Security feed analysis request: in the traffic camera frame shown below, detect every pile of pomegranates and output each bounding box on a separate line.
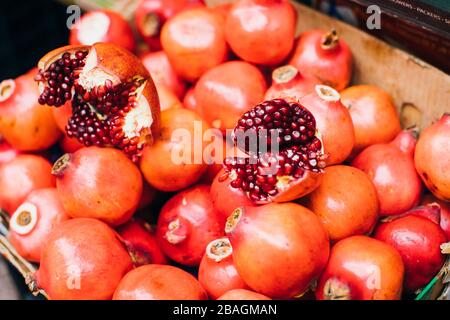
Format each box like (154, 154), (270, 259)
(0, 0), (448, 301)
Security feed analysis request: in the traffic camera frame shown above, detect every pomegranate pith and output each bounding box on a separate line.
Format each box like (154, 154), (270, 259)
(35, 43), (160, 162)
(223, 98), (326, 204)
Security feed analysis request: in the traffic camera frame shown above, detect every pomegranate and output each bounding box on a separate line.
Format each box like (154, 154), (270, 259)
(218, 289), (271, 300)
(210, 1), (232, 21)
(352, 130), (422, 216)
(400, 203), (442, 225)
(138, 181), (156, 210)
(299, 85), (354, 165)
(198, 237), (248, 299)
(156, 185), (225, 266)
(8, 188), (69, 263)
(140, 108), (210, 192)
(0, 70), (61, 151)
(316, 235), (404, 300)
(161, 7), (228, 81)
(414, 114), (450, 201)
(135, 0), (204, 50)
(223, 98), (326, 204)
(225, 0), (296, 65)
(117, 219), (168, 266)
(35, 43), (160, 162)
(305, 165), (379, 242)
(264, 65), (320, 101)
(226, 203), (329, 298)
(422, 194), (450, 240)
(340, 85), (401, 156)
(52, 147), (143, 226)
(35, 218), (133, 300)
(182, 87), (198, 111)
(0, 139), (18, 164)
(140, 50), (186, 98)
(374, 215), (447, 292)
(194, 61), (267, 131)
(0, 154), (55, 214)
(113, 264), (207, 300)
(59, 134), (84, 153)
(289, 29), (353, 91)
(156, 84), (182, 111)
(52, 100), (72, 132)
(211, 169), (255, 220)
(70, 10), (135, 52)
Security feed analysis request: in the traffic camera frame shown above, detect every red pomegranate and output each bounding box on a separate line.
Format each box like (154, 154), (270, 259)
(305, 165), (379, 242)
(33, 218), (132, 300)
(316, 235), (404, 300)
(422, 194), (450, 240)
(59, 134), (84, 153)
(374, 215), (447, 292)
(135, 0), (204, 50)
(52, 147), (143, 226)
(140, 50), (186, 98)
(352, 130), (422, 216)
(117, 219), (168, 266)
(0, 70), (61, 151)
(225, 0), (297, 66)
(161, 7), (228, 81)
(140, 108), (210, 192)
(415, 114), (450, 201)
(223, 98), (327, 204)
(70, 10), (135, 52)
(0, 139), (18, 164)
(226, 203), (329, 298)
(8, 188), (69, 263)
(340, 85), (401, 156)
(211, 169), (255, 220)
(137, 181), (156, 210)
(156, 185), (225, 266)
(155, 84), (182, 111)
(289, 29), (353, 91)
(182, 87), (198, 111)
(401, 203), (442, 225)
(218, 289), (271, 300)
(299, 85), (355, 165)
(264, 65), (320, 101)
(52, 101), (72, 132)
(0, 154), (55, 214)
(198, 237), (248, 299)
(113, 264), (207, 300)
(35, 43), (160, 162)
(195, 61), (267, 131)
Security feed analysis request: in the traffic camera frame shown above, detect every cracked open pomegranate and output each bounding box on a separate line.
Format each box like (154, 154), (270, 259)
(35, 43), (160, 162)
(222, 98), (326, 204)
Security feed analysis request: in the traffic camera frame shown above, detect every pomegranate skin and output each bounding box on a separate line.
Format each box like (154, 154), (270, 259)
(156, 185), (225, 266)
(316, 236), (404, 300)
(225, 0), (296, 66)
(183, 87), (198, 111)
(305, 165), (379, 242)
(53, 147), (143, 226)
(195, 61), (267, 131)
(161, 7), (228, 81)
(0, 71), (61, 151)
(70, 10), (135, 52)
(52, 101), (72, 132)
(422, 194), (450, 240)
(140, 50), (186, 98)
(113, 264), (207, 300)
(135, 0), (204, 50)
(36, 218), (132, 300)
(299, 85), (355, 165)
(289, 29), (353, 91)
(210, 169), (255, 220)
(218, 289), (271, 300)
(140, 108), (210, 192)
(352, 130), (422, 216)
(414, 114), (450, 201)
(117, 219), (168, 266)
(340, 85), (401, 156)
(374, 215), (447, 292)
(198, 238), (248, 299)
(156, 83), (183, 111)
(59, 135), (84, 153)
(0, 139), (18, 164)
(0, 154), (55, 214)
(8, 188), (69, 263)
(227, 203), (330, 299)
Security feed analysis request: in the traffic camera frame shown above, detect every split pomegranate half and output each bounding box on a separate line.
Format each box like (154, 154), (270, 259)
(223, 98), (326, 204)
(35, 43), (160, 161)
